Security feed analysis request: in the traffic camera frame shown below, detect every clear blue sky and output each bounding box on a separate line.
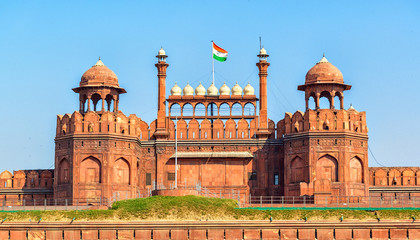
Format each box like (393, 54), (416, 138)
(0, 1), (419, 172)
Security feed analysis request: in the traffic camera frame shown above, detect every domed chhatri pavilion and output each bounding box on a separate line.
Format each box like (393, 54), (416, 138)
(0, 47), (417, 205)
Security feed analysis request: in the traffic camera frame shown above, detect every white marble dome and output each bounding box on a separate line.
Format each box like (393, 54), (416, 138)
(158, 47), (166, 56)
(207, 83), (218, 96)
(260, 47), (267, 55)
(170, 82), (182, 96)
(195, 83), (206, 96)
(232, 82), (243, 95)
(219, 82), (231, 95)
(183, 83), (194, 96)
(243, 82), (255, 95)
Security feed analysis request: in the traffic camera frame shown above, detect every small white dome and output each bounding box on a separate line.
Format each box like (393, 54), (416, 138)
(232, 82), (243, 95)
(170, 82), (182, 96)
(158, 47), (166, 56)
(260, 47), (267, 55)
(348, 104), (358, 113)
(207, 83), (218, 96)
(219, 82), (231, 95)
(195, 82), (206, 96)
(243, 82), (255, 95)
(183, 83), (194, 96)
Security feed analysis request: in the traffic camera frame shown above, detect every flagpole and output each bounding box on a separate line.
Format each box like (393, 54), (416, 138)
(175, 115), (177, 189)
(212, 41), (214, 85)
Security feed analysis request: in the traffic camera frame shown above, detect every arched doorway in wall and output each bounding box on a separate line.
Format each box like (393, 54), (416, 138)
(114, 158), (130, 185)
(349, 157), (363, 183)
(80, 156), (101, 183)
(316, 155), (338, 182)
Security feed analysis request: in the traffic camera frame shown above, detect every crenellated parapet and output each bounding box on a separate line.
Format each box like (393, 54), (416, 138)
(279, 107), (367, 136)
(56, 111), (152, 141)
(0, 169), (53, 190)
(369, 167), (420, 187)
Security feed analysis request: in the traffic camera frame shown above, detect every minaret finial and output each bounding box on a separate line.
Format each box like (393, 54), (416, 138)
(323, 53), (325, 57)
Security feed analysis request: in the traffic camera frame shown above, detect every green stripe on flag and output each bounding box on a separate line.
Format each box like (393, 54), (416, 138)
(213, 53), (227, 62)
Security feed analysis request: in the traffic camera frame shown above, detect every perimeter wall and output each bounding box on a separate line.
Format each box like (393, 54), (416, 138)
(0, 221), (419, 240)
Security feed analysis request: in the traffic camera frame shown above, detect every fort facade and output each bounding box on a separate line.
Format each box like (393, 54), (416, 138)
(0, 48), (418, 204)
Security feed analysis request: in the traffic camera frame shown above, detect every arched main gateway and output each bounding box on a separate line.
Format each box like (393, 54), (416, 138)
(53, 48), (369, 204)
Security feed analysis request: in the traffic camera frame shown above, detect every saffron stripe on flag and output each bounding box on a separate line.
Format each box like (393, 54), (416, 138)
(213, 42), (227, 53)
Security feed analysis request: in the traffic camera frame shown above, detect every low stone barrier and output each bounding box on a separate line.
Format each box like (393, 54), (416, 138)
(0, 220), (417, 239)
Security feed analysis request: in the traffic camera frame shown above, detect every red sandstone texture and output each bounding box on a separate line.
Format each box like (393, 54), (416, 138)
(0, 52), (417, 204)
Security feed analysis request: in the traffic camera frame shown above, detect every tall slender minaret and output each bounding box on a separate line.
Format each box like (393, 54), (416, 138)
(154, 47), (169, 139)
(256, 47), (270, 136)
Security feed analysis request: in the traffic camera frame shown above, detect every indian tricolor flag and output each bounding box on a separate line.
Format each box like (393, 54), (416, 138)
(212, 42), (228, 62)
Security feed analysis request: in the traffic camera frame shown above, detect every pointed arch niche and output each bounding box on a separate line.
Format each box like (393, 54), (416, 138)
(349, 157), (363, 183)
(290, 156), (308, 183)
(316, 155), (338, 182)
(80, 156), (101, 184)
(114, 158), (130, 185)
(59, 158), (70, 184)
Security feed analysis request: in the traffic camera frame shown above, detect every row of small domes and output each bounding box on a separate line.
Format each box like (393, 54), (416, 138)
(171, 82), (255, 96)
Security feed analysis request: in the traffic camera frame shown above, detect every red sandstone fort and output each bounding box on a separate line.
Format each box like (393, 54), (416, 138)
(0, 48), (417, 205)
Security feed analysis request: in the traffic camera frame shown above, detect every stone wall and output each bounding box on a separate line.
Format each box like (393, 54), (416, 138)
(0, 221), (418, 240)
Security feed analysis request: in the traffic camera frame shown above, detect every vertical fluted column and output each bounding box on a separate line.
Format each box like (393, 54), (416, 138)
(155, 62), (169, 130)
(256, 59), (270, 130)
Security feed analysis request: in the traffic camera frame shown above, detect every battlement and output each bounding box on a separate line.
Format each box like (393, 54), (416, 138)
(369, 167), (420, 187)
(278, 108), (367, 137)
(0, 169), (53, 190)
(56, 111), (151, 140)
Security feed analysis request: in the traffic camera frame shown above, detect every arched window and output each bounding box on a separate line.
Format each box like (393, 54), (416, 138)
(105, 94), (114, 112)
(91, 93), (102, 112)
(244, 103), (255, 116)
(182, 103), (193, 116)
(319, 91), (331, 109)
(80, 156), (101, 183)
(195, 103), (206, 116)
(219, 103), (230, 116)
(334, 95), (341, 109)
(207, 103), (218, 116)
(114, 158), (130, 185)
(81, 94), (88, 112)
(316, 155), (338, 182)
(170, 103), (181, 116)
(231, 103), (242, 116)
(308, 95), (316, 110)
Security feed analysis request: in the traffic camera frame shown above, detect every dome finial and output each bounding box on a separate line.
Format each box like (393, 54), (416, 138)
(94, 57), (105, 66)
(318, 54), (329, 63)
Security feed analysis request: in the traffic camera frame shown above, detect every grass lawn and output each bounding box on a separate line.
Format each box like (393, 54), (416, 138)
(0, 195), (419, 222)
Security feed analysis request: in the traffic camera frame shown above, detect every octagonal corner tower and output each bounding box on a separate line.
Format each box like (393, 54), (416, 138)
(54, 58), (141, 204)
(283, 55), (369, 201)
